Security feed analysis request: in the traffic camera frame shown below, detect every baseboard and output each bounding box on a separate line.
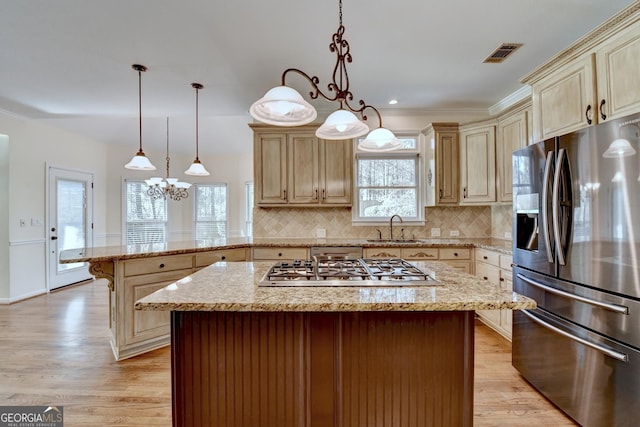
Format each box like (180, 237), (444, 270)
(0, 288), (47, 304)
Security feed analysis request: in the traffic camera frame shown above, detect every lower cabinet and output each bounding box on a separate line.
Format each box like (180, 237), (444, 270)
(364, 246), (473, 274)
(475, 248), (513, 340)
(252, 246), (309, 260)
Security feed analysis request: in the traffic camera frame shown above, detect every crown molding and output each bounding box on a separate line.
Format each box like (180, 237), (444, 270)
(488, 86), (532, 116)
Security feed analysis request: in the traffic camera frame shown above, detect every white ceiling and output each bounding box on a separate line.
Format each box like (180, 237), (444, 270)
(0, 0), (634, 155)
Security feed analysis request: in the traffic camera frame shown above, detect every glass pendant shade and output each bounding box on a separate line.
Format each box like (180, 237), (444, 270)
(125, 64), (156, 170)
(603, 138), (637, 158)
(250, 86), (317, 126)
(316, 109), (369, 139)
(185, 159), (210, 176)
(358, 127), (403, 152)
(125, 151), (156, 170)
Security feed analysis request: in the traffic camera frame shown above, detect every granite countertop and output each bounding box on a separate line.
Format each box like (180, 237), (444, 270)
(60, 237), (513, 263)
(134, 260), (535, 312)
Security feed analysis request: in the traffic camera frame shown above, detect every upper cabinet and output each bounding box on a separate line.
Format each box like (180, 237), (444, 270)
(251, 124), (352, 207)
(459, 121), (496, 205)
(524, 3), (640, 141)
(496, 102), (531, 202)
(423, 123), (459, 206)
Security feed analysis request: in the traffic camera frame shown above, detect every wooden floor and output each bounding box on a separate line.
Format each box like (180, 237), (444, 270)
(0, 280), (576, 426)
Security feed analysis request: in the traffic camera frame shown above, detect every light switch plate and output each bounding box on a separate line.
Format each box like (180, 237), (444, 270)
(430, 228), (441, 237)
(504, 231), (512, 239)
(450, 230), (460, 237)
(316, 228), (326, 238)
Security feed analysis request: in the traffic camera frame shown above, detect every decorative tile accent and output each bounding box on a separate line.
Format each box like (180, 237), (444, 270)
(253, 206), (495, 239)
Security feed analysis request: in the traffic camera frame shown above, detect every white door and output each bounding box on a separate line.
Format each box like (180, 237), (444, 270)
(47, 166), (94, 289)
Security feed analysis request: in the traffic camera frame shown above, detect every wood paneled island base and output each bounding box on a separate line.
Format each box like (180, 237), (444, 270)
(171, 310), (474, 427)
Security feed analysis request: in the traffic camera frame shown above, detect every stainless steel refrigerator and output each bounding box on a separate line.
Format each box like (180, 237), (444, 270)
(512, 112), (640, 427)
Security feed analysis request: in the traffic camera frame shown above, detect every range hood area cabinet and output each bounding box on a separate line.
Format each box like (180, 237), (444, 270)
(251, 124), (352, 207)
(524, 5), (640, 141)
(423, 123), (459, 206)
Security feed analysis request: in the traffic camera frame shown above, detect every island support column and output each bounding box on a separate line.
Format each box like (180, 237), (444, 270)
(171, 310), (474, 427)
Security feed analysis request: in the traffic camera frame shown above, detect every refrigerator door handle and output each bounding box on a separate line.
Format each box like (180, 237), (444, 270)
(541, 151), (555, 263)
(552, 148), (567, 266)
(517, 273), (629, 314)
(521, 309), (629, 362)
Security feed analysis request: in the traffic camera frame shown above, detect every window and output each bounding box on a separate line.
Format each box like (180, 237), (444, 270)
(125, 180), (167, 245)
(353, 134), (423, 223)
(245, 181), (254, 237)
(194, 183), (228, 240)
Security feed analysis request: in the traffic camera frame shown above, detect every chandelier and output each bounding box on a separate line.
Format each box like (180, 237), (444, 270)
(249, 0), (402, 152)
(145, 118), (192, 201)
(125, 64), (157, 170)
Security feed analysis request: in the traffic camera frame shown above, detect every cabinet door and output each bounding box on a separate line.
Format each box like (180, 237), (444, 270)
(254, 133), (287, 205)
(288, 133), (319, 204)
(497, 110), (528, 202)
(595, 26), (640, 121)
(319, 139), (352, 205)
(531, 54), (596, 141)
(437, 131), (459, 205)
(459, 125), (496, 204)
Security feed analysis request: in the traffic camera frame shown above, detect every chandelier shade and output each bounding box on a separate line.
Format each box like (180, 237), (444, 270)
(358, 127), (404, 152)
(185, 83), (210, 176)
(125, 64), (156, 170)
(249, 0), (400, 151)
(250, 86), (317, 126)
(315, 109), (369, 140)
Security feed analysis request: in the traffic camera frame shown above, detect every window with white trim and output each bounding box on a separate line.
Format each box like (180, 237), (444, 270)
(245, 181), (254, 237)
(353, 134), (423, 223)
(125, 180), (167, 244)
(194, 183), (228, 240)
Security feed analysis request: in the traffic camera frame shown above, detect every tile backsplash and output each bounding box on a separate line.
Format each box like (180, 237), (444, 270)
(253, 205), (505, 240)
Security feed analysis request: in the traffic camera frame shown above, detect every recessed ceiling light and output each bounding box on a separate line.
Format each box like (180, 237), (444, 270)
(388, 99), (398, 105)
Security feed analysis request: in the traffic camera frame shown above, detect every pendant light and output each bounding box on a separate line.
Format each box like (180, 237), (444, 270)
(249, 0), (401, 151)
(125, 64), (156, 170)
(145, 117), (191, 201)
(185, 83), (210, 176)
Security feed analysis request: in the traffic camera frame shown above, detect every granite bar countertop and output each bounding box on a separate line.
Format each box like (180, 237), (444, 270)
(60, 237), (513, 263)
(134, 260), (534, 312)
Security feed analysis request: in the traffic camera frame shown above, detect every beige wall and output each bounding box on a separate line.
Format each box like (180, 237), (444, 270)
(0, 135), (8, 299)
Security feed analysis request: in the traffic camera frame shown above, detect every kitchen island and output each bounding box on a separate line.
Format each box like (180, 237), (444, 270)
(136, 260), (535, 427)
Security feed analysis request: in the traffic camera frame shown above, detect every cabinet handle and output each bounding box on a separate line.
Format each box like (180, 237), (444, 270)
(585, 104), (592, 125)
(439, 189), (443, 199)
(315, 188), (318, 200)
(463, 188), (467, 198)
(283, 189), (287, 200)
(322, 188), (326, 200)
(599, 99), (607, 121)
(159, 263), (165, 268)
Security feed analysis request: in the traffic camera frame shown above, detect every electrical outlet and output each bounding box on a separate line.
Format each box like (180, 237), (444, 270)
(504, 231), (512, 239)
(430, 228), (441, 237)
(19, 219), (26, 227)
(316, 228), (326, 238)
(449, 230), (460, 237)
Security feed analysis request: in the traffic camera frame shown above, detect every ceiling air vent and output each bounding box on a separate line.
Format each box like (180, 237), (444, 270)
(483, 43), (523, 63)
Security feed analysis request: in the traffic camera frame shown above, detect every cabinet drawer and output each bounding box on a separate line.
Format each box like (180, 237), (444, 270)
(439, 247), (471, 260)
(252, 247), (308, 260)
(476, 248), (500, 266)
(124, 254), (194, 277)
(476, 262), (500, 284)
(499, 254), (513, 271)
(364, 248), (402, 258)
(401, 247), (438, 260)
(196, 248), (248, 267)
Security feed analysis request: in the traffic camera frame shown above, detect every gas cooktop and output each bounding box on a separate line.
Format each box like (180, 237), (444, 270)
(259, 258), (441, 287)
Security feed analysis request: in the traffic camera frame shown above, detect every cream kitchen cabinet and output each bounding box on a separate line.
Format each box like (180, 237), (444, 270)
(496, 103), (530, 202)
(251, 124), (352, 207)
(525, 7), (640, 141)
(475, 248), (513, 340)
(423, 123), (459, 206)
(252, 246), (309, 260)
(459, 121), (496, 205)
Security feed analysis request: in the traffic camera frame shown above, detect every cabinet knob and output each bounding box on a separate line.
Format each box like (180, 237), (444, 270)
(599, 99), (607, 121)
(454, 252), (459, 257)
(278, 253), (283, 257)
(483, 255), (488, 260)
(499, 277), (505, 282)
(159, 263), (165, 268)
(483, 276), (488, 280)
(221, 256), (226, 260)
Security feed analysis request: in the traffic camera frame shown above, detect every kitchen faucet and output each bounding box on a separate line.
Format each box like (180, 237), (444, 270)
(389, 214), (403, 240)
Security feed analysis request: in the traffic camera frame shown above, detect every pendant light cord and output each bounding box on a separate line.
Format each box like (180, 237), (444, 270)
(165, 117), (170, 178)
(195, 86), (199, 160)
(138, 68), (143, 152)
